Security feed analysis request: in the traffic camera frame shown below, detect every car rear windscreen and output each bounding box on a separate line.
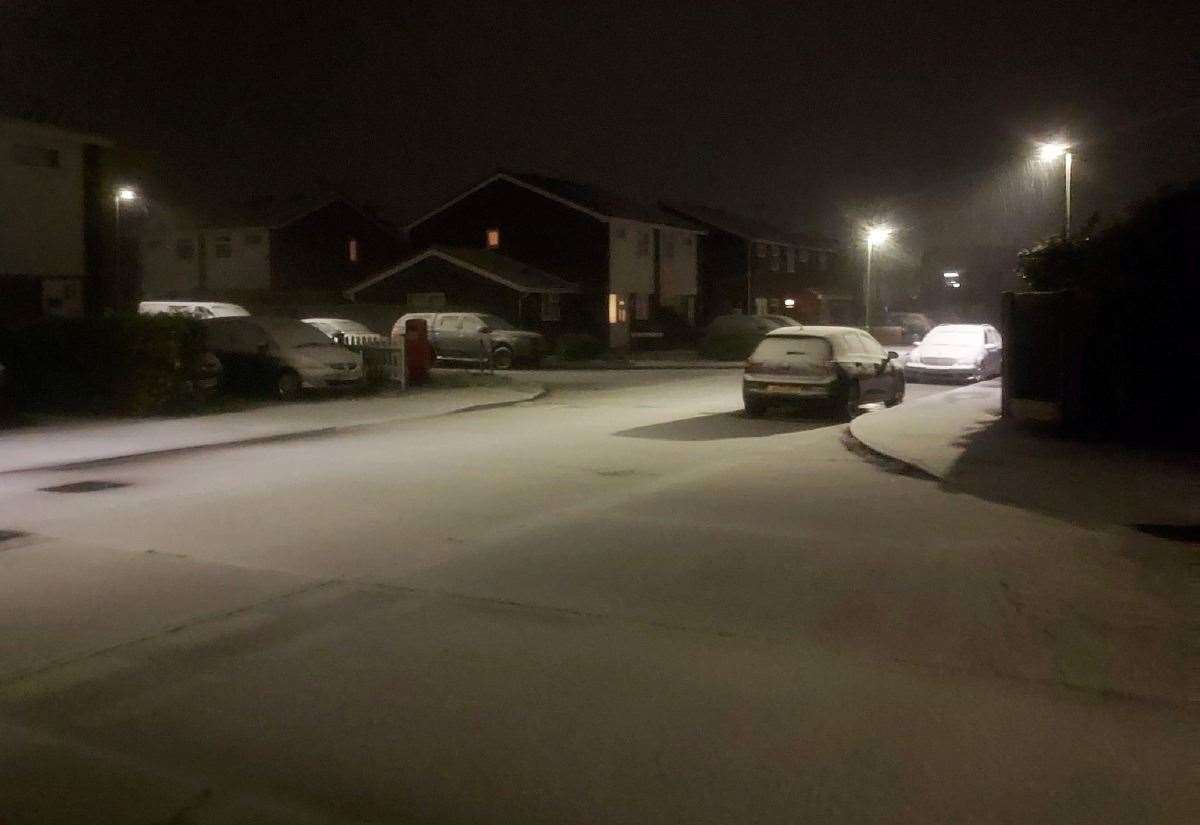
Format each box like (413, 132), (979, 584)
(751, 336), (831, 362)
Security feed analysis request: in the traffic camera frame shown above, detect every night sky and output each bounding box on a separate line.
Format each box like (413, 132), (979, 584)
(3, 0), (1197, 247)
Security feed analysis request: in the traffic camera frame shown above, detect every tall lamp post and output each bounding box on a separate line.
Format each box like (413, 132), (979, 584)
(863, 224), (893, 330)
(1037, 142), (1072, 238)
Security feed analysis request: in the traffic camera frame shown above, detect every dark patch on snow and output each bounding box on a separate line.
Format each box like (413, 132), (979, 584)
(1132, 523), (1200, 543)
(594, 469), (638, 478)
(39, 480), (130, 493)
(0, 529), (27, 542)
(841, 430), (937, 480)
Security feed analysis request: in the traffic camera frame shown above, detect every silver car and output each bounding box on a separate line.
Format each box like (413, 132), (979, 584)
(743, 326), (904, 419)
(904, 324), (1002, 383)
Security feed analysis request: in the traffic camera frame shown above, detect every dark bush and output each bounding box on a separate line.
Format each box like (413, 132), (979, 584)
(698, 333), (762, 361)
(555, 333), (608, 361)
(0, 315), (209, 416)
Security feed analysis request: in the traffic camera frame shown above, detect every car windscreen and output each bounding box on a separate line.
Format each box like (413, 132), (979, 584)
(477, 315), (515, 331)
(923, 329), (982, 347)
(257, 318), (336, 348)
(751, 336), (831, 362)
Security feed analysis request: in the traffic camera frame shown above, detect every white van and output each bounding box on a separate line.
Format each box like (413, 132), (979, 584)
(138, 301), (249, 319)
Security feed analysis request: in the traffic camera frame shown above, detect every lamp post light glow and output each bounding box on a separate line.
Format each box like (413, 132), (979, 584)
(114, 187), (141, 299)
(863, 225), (893, 329)
(1037, 142), (1073, 237)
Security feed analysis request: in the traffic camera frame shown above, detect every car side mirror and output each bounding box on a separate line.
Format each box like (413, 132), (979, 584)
(887, 351), (899, 360)
(478, 326), (493, 335)
(911, 338), (921, 346)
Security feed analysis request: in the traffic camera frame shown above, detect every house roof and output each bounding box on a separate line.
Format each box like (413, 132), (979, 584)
(0, 114), (114, 147)
(660, 201), (838, 251)
(345, 246), (581, 300)
(404, 171), (706, 233)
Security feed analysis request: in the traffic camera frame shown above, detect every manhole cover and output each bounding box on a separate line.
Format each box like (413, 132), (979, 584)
(1133, 523), (1200, 543)
(0, 530), (28, 542)
(39, 480), (130, 494)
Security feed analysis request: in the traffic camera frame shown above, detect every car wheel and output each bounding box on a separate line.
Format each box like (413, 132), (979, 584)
(276, 370), (302, 401)
(886, 374), (905, 407)
(491, 347), (513, 370)
(838, 380), (862, 421)
(744, 396), (767, 418)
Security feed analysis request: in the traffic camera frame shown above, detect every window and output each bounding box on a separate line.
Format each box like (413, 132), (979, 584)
(636, 230), (650, 258)
(436, 314), (461, 330)
(770, 245), (781, 272)
(348, 237), (359, 262)
(541, 292), (561, 322)
(786, 248), (795, 273)
(214, 236), (232, 259)
(12, 143), (59, 168)
(486, 228), (500, 249)
(633, 293), (650, 321)
(244, 233), (262, 245)
(662, 234), (675, 260)
(608, 293), (627, 324)
(176, 238), (196, 260)
(797, 248), (810, 264)
(755, 242), (767, 258)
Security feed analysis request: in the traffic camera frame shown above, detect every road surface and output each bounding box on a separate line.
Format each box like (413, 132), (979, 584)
(0, 370), (1193, 824)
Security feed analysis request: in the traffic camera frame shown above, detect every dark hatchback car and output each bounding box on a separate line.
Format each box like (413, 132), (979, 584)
(742, 325), (905, 419)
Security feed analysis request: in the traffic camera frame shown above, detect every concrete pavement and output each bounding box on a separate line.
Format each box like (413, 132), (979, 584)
(0, 371), (1194, 823)
(0, 374), (544, 474)
(850, 378), (1200, 528)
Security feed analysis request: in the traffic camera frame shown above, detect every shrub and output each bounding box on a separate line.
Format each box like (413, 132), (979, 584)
(0, 315), (209, 416)
(555, 333), (608, 361)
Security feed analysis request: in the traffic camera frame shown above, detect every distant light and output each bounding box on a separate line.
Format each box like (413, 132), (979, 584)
(116, 187), (138, 201)
(950, 282), (961, 288)
(1037, 142), (1070, 162)
(783, 298), (795, 308)
(865, 225), (893, 245)
(943, 271), (959, 280)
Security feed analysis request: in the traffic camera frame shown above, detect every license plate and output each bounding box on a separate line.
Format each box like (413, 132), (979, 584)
(766, 384), (821, 396)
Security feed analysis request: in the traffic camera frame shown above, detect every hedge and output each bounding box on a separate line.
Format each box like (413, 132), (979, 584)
(0, 315), (209, 416)
(698, 333), (762, 361)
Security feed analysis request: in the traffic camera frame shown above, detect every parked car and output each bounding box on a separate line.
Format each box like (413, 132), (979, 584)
(761, 314), (805, 328)
(904, 323), (1002, 383)
(885, 312), (933, 344)
(302, 318), (389, 347)
(700, 313), (787, 360)
(390, 312), (545, 369)
(203, 316), (363, 399)
(138, 300), (250, 319)
(743, 325), (904, 419)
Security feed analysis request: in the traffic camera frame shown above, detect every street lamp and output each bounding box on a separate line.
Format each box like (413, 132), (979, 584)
(863, 224), (893, 330)
(1037, 142), (1072, 237)
(114, 187), (140, 305)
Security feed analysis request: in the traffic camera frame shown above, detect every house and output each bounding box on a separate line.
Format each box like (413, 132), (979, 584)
(658, 202), (841, 324)
(345, 246), (581, 330)
(139, 193), (406, 301)
(402, 171), (705, 348)
(0, 116), (114, 324)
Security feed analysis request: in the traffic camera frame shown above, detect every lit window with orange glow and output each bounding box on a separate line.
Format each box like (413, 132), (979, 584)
(486, 228), (500, 248)
(348, 238), (359, 262)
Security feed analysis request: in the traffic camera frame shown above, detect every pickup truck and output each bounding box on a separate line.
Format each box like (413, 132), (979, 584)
(391, 312), (545, 369)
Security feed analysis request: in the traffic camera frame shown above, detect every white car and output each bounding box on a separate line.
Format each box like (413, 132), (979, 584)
(302, 318), (388, 347)
(904, 324), (1002, 383)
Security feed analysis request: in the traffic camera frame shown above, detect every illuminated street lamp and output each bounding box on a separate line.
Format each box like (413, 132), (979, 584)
(863, 224), (893, 329)
(114, 187), (140, 301)
(1037, 142), (1072, 237)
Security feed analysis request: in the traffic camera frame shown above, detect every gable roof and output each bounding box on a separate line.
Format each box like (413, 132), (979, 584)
(404, 171), (706, 234)
(345, 246), (581, 299)
(660, 201), (837, 251)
